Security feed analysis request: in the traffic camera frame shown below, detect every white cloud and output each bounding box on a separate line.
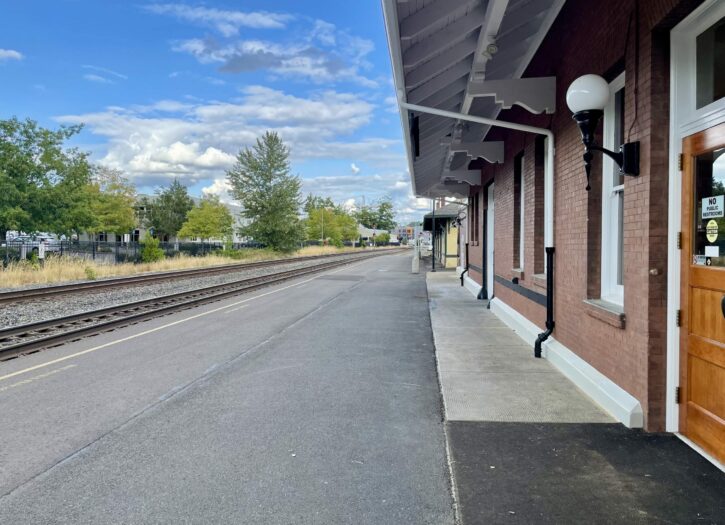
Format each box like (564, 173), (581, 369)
(133, 99), (194, 113)
(310, 20), (336, 46)
(0, 48), (24, 61)
(143, 3), (292, 36)
(169, 20), (377, 87)
(384, 96), (399, 114)
(56, 87), (404, 191)
(350, 163), (360, 174)
(82, 65), (127, 80)
(83, 74), (114, 84)
(202, 178), (234, 203)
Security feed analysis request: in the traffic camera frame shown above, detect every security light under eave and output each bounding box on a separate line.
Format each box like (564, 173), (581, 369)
(566, 74), (640, 191)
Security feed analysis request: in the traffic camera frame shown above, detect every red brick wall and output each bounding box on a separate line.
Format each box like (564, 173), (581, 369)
(465, 0), (703, 430)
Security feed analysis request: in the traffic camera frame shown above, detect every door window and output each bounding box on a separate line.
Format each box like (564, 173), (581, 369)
(692, 147), (725, 266)
(696, 16), (725, 110)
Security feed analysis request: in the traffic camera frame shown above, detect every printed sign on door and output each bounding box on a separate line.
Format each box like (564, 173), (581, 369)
(702, 195), (724, 219)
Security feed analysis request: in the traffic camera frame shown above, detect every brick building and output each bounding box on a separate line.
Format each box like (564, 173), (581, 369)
(384, 0), (724, 465)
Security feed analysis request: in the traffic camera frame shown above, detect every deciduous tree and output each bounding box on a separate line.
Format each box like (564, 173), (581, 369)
(87, 167), (137, 237)
(226, 132), (303, 252)
(354, 197), (396, 231)
(177, 195), (233, 242)
(0, 117), (95, 239)
(141, 179), (194, 239)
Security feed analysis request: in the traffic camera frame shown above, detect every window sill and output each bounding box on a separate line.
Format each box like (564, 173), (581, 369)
(583, 299), (626, 329)
(511, 268), (524, 280)
(532, 273), (546, 291)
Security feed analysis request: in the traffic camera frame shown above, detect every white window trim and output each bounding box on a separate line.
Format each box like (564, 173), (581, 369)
(601, 72), (626, 306)
(667, 0), (725, 434)
(519, 155), (525, 271)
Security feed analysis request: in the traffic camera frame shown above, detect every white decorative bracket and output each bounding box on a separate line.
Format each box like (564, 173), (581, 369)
(427, 181), (470, 198)
(440, 138), (504, 164)
(466, 76), (556, 114)
(441, 169), (481, 186)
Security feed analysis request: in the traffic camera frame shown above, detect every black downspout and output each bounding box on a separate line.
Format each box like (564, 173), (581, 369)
(534, 246), (555, 358)
(478, 201), (487, 300)
(460, 242), (469, 286)
(431, 204), (436, 272)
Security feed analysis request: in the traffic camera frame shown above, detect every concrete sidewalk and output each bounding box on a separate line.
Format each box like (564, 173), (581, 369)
(427, 270), (725, 525)
(428, 271), (612, 424)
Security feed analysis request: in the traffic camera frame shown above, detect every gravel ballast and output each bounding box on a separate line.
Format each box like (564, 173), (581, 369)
(1, 253), (376, 329)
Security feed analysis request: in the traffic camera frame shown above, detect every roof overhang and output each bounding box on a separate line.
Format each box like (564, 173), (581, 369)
(383, 0), (564, 198)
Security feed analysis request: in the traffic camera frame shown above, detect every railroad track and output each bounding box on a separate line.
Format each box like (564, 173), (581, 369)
(0, 250), (401, 361)
(0, 250), (393, 304)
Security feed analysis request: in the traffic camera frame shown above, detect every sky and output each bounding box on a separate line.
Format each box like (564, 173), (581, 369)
(0, 0), (430, 223)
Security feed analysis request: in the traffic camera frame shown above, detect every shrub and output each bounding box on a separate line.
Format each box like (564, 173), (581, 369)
(84, 266), (97, 280)
(140, 234), (165, 263)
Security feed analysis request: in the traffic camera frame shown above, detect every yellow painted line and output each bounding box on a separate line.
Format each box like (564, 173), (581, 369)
(224, 304), (249, 314)
(0, 364), (77, 393)
(0, 257), (377, 383)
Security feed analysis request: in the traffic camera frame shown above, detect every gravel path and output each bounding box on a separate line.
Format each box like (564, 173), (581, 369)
(1, 253), (373, 329)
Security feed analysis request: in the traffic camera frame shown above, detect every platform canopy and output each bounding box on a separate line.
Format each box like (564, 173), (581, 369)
(423, 202), (466, 231)
(382, 0), (564, 198)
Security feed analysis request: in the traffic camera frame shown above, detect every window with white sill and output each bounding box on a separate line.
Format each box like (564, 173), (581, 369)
(601, 72), (625, 305)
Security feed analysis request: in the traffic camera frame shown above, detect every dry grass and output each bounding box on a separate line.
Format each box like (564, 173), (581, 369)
(0, 245), (388, 289)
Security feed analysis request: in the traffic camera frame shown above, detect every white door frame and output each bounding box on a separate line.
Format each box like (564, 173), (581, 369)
(486, 183), (495, 298)
(666, 0), (725, 432)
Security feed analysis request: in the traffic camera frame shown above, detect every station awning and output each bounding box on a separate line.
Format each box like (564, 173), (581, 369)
(382, 0), (564, 198)
(423, 202), (465, 230)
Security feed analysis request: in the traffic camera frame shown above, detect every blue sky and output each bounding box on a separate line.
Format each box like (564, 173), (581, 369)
(0, 1), (429, 222)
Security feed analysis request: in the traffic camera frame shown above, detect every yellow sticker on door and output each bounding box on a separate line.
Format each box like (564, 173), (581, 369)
(706, 219), (719, 243)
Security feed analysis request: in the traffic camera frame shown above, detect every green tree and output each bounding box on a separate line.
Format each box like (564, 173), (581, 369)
(303, 194), (335, 215)
(141, 178), (194, 239)
(140, 233), (165, 262)
(375, 197), (396, 231)
(177, 195), (233, 242)
(337, 210), (360, 243)
(375, 231), (391, 244)
(304, 204), (360, 246)
(306, 207), (339, 244)
(354, 197), (396, 231)
(0, 117), (95, 239)
(87, 167), (137, 237)
(354, 205), (377, 230)
(226, 132), (303, 252)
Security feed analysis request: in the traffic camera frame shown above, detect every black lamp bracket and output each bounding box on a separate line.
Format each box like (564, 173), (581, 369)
(572, 109), (640, 191)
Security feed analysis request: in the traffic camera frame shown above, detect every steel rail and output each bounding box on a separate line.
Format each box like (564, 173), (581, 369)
(0, 250), (391, 304)
(0, 250), (401, 361)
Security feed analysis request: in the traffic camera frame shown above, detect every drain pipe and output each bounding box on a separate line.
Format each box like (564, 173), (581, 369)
(534, 247), (555, 357)
(399, 102), (556, 357)
(460, 243), (469, 286)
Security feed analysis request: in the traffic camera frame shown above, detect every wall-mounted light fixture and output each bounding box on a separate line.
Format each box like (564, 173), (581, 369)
(566, 74), (639, 190)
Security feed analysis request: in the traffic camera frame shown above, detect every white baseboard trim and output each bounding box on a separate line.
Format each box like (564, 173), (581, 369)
(490, 297), (644, 428)
(462, 274), (481, 299)
(455, 266), (465, 278)
(675, 434), (725, 472)
(489, 297), (541, 346)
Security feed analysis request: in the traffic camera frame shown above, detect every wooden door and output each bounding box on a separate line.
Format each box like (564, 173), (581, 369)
(680, 122), (725, 463)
